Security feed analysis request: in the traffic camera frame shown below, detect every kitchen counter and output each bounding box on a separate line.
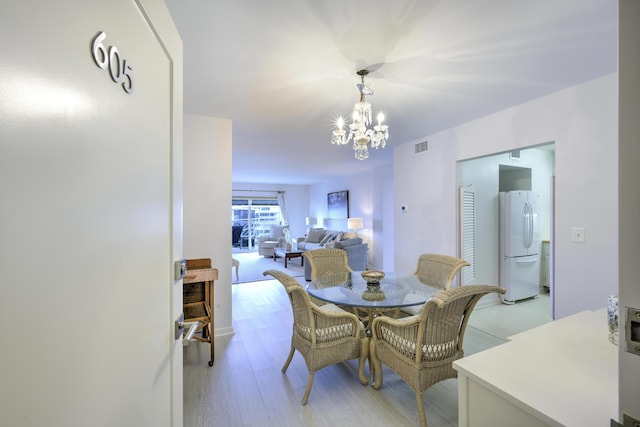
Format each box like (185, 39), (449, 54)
(453, 308), (618, 426)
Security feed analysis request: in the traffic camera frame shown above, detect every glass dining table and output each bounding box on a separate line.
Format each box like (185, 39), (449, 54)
(306, 271), (443, 331)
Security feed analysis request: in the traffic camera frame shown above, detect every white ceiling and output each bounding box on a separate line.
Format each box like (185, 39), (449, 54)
(164, 0), (617, 185)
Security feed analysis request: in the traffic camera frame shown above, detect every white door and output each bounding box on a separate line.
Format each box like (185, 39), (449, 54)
(0, 1), (182, 426)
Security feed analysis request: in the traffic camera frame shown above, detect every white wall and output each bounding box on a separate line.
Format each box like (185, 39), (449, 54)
(395, 73), (618, 319)
(618, 0), (640, 421)
(184, 114), (233, 336)
(308, 162), (393, 270)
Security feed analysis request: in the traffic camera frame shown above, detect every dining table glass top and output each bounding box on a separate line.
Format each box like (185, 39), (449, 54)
(306, 271), (443, 309)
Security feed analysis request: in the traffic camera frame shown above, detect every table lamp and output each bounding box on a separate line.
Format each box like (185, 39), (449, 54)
(347, 217), (363, 237)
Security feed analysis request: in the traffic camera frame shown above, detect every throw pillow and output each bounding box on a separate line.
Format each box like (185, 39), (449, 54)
(306, 229), (326, 243)
(319, 231), (336, 245)
(342, 232), (356, 240)
(334, 237), (363, 248)
(335, 231), (344, 241)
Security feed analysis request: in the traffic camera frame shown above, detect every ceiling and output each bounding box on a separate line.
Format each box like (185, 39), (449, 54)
(164, 0), (617, 185)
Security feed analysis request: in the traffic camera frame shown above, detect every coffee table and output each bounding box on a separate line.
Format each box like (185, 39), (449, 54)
(273, 247), (304, 268)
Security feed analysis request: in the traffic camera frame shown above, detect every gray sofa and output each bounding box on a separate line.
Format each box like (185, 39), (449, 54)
(296, 229), (369, 281)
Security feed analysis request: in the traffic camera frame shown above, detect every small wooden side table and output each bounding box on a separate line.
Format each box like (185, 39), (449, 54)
(183, 258), (218, 366)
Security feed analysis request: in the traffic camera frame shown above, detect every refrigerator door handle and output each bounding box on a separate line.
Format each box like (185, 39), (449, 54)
(515, 256), (538, 264)
(524, 200), (533, 249)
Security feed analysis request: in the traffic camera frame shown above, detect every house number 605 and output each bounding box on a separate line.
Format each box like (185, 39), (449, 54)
(92, 31), (133, 94)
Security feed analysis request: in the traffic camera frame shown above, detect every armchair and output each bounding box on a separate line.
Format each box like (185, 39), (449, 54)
(402, 253), (470, 316)
(257, 224), (289, 257)
(263, 269), (369, 405)
(370, 285), (505, 427)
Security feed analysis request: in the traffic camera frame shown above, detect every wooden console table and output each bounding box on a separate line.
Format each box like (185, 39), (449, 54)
(183, 258), (218, 366)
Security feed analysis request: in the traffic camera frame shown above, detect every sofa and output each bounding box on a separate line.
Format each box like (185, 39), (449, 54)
(296, 228), (369, 281)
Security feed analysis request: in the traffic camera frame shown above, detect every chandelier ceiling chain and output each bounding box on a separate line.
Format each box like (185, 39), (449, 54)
(331, 69), (389, 160)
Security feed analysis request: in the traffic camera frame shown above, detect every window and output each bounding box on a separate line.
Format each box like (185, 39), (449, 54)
(232, 198), (282, 249)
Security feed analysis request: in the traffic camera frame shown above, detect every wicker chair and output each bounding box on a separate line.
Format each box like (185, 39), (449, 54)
(303, 248), (353, 280)
(402, 254), (471, 316)
(263, 269), (369, 405)
(370, 285), (505, 427)
(303, 248), (353, 307)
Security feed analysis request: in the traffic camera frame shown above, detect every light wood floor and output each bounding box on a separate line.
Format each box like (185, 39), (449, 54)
(184, 279), (551, 426)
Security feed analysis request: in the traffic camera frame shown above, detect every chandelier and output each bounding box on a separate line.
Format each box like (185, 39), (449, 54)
(331, 69), (389, 160)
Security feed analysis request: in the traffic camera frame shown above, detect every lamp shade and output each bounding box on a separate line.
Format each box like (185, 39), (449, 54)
(306, 217), (317, 226)
(347, 217), (363, 230)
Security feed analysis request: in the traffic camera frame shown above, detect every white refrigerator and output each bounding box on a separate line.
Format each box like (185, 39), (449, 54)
(499, 190), (541, 304)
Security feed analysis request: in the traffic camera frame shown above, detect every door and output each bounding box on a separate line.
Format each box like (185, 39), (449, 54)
(0, 1), (183, 426)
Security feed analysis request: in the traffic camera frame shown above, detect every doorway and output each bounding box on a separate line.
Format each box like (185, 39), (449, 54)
(458, 143), (555, 317)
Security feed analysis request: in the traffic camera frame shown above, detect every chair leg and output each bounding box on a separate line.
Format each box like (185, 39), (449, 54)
(416, 391), (427, 427)
(301, 371), (315, 405)
(370, 340), (383, 390)
(358, 337), (369, 385)
(281, 346), (295, 373)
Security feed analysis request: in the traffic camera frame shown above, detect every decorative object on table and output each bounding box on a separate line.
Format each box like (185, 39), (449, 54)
(263, 269), (369, 405)
(330, 69), (389, 160)
(607, 294), (618, 345)
(370, 285), (505, 427)
(362, 284), (386, 301)
(347, 217), (363, 237)
(327, 190), (349, 218)
(361, 270), (385, 285)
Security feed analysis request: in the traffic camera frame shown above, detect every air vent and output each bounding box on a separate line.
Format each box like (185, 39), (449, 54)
(509, 150), (521, 160)
(415, 141), (428, 154)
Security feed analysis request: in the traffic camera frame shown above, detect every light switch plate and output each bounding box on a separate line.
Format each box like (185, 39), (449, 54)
(572, 226), (585, 243)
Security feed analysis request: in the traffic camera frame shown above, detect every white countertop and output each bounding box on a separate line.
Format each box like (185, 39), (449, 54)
(453, 308), (618, 426)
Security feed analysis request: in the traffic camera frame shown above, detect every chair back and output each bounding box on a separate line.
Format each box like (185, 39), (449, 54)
(263, 269), (315, 338)
(413, 253), (470, 290)
(303, 248), (352, 280)
(417, 285), (504, 362)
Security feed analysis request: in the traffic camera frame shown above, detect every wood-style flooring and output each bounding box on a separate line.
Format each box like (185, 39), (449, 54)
(184, 279), (551, 427)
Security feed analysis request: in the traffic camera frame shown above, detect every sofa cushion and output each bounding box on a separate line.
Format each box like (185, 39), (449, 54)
(334, 237), (363, 249)
(306, 228), (326, 243)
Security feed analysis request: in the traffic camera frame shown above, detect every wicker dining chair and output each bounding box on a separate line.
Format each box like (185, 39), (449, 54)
(303, 248), (353, 280)
(263, 269), (369, 405)
(303, 248), (353, 306)
(370, 285), (505, 427)
(402, 254), (471, 316)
